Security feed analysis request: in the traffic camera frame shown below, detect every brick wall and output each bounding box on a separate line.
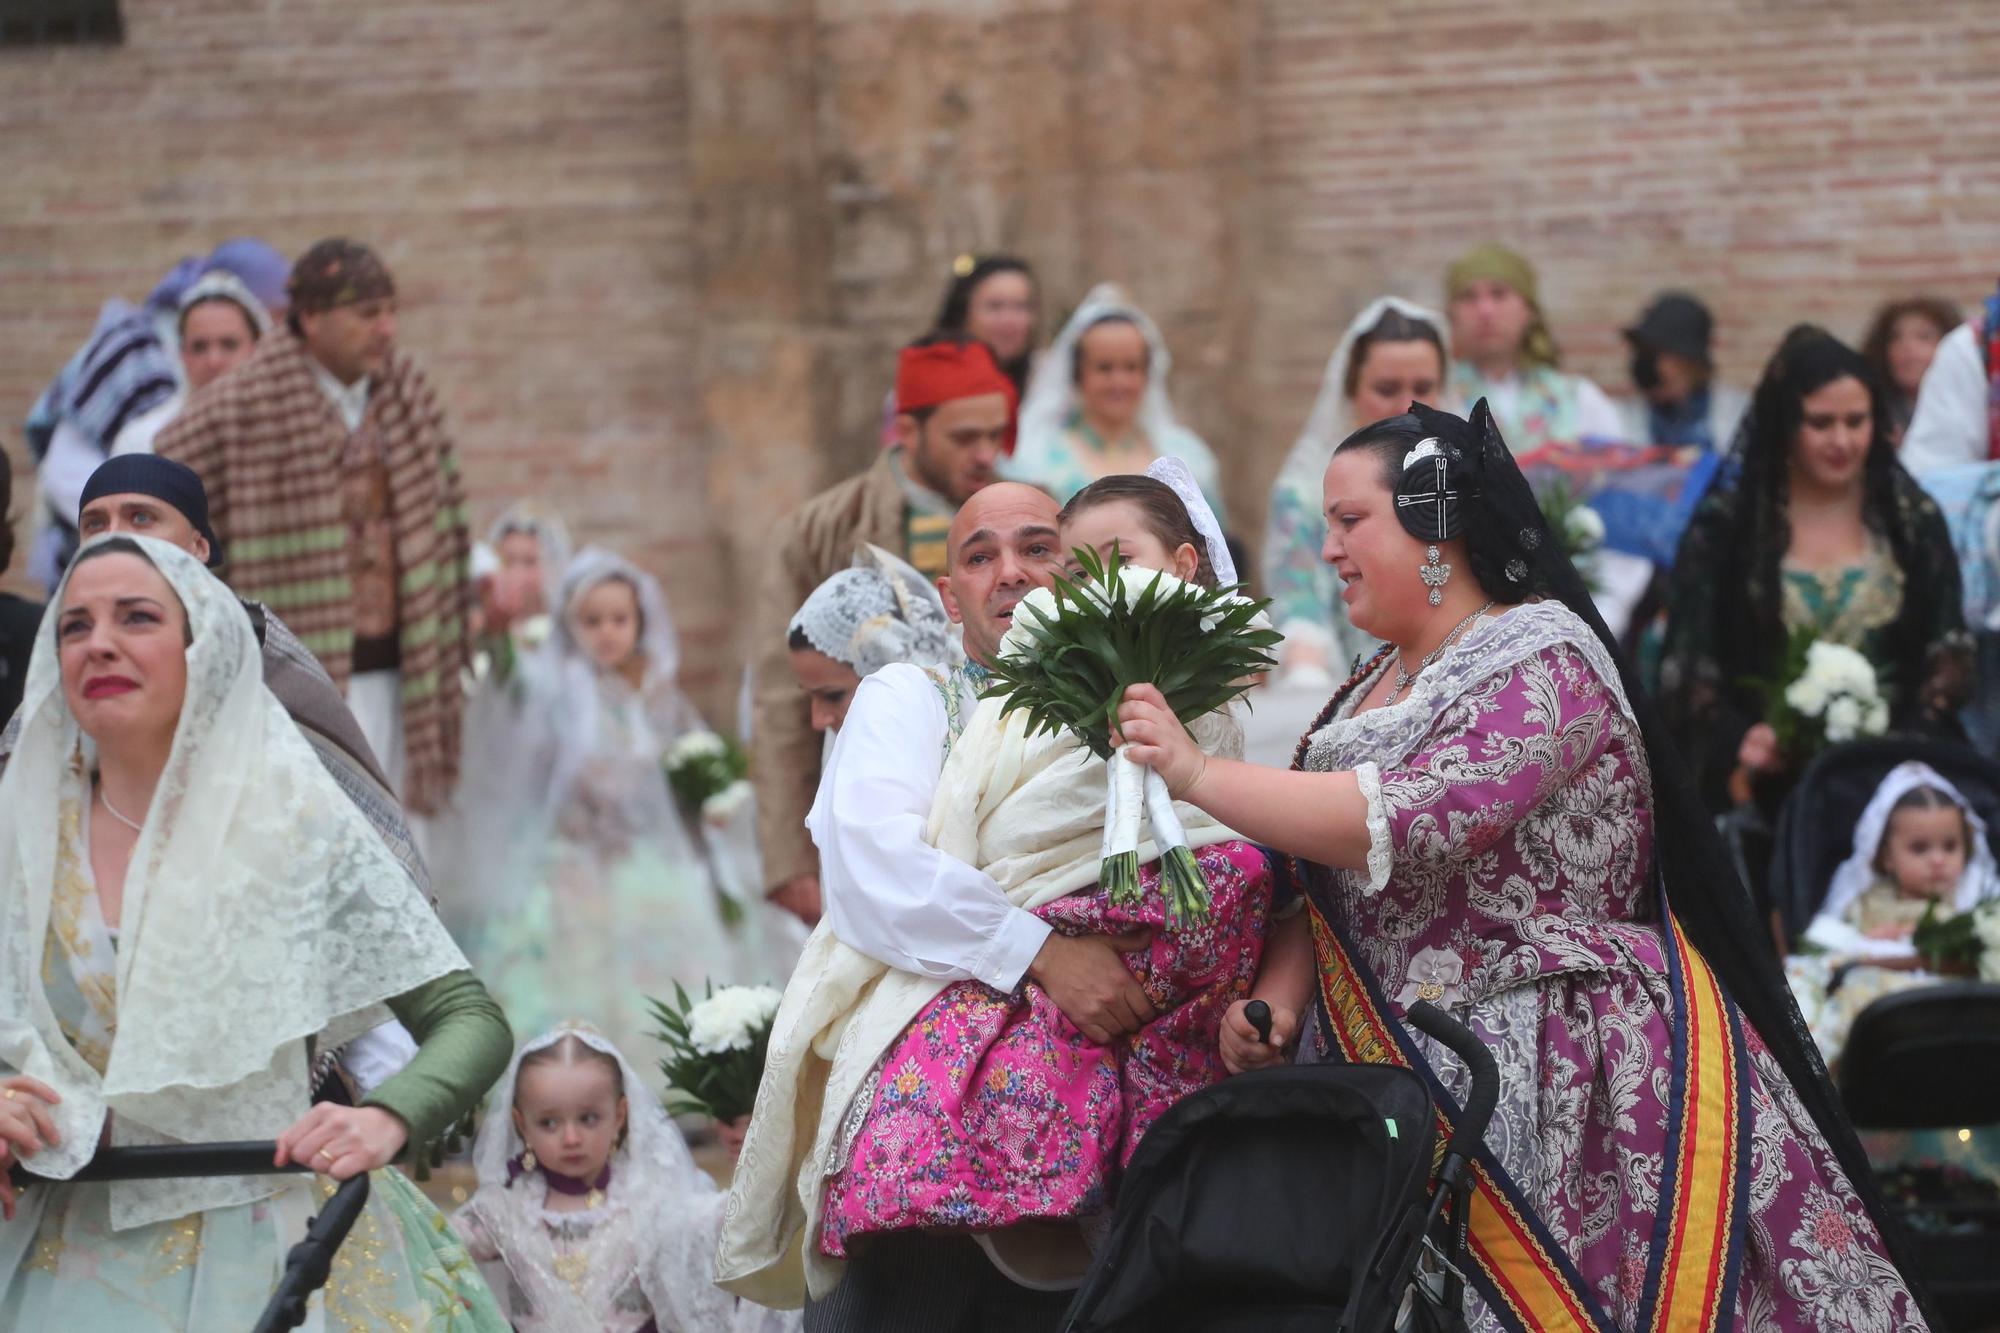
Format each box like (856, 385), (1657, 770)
(5, 0), (1998, 720)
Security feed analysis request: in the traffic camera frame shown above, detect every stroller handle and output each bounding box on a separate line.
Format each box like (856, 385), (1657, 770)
(8, 1141), (370, 1333)
(1405, 1001), (1501, 1157)
(9, 1140), (312, 1186)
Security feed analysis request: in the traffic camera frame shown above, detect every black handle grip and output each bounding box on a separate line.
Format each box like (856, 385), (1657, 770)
(1244, 999), (1273, 1044)
(1405, 1000), (1501, 1155)
(10, 1141), (311, 1188)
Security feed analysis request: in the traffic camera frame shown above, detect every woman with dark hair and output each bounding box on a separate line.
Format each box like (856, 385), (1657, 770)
(1113, 401), (1928, 1329)
(1265, 298), (1449, 678)
(933, 254), (1039, 398)
(1661, 325), (1970, 815)
(1860, 296), (1962, 449)
(0, 452), (41, 723)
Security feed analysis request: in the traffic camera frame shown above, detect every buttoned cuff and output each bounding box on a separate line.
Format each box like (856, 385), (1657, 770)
(970, 907), (1054, 993)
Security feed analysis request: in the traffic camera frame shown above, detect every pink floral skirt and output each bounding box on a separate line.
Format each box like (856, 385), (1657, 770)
(819, 840), (1271, 1256)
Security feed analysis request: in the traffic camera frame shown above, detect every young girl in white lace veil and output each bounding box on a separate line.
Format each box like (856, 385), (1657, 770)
(458, 1023), (797, 1332)
(787, 543), (961, 735)
(462, 547), (768, 1059)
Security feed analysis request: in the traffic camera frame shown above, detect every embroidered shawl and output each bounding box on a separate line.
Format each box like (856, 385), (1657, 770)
(156, 332), (472, 814)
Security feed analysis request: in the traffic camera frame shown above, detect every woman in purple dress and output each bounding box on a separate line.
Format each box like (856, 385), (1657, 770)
(1115, 401), (1929, 1332)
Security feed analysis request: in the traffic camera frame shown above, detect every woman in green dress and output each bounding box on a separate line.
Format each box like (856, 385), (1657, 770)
(0, 534), (512, 1330)
(1661, 325), (1971, 817)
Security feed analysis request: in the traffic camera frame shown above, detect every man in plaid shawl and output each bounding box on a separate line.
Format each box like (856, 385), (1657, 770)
(158, 239), (473, 817)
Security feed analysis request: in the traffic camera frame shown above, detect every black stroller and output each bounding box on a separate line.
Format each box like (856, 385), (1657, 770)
(1768, 740), (2000, 1330)
(1061, 1001), (1499, 1333)
(8, 1142), (369, 1331)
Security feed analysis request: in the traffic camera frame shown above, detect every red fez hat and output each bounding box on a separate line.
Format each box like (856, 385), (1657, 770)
(894, 338), (1019, 453)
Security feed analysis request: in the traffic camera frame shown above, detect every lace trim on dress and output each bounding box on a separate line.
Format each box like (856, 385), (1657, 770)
(1353, 762), (1393, 896)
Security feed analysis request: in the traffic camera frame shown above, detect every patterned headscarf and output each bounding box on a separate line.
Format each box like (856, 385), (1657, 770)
(286, 238), (397, 315)
(1445, 243), (1560, 369)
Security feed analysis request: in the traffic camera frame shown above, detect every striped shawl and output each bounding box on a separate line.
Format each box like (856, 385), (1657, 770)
(157, 332), (472, 815)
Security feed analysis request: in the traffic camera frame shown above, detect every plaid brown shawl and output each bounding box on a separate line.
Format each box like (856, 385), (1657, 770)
(157, 332), (472, 815)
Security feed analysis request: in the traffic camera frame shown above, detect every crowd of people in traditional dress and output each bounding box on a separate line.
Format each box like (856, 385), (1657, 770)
(0, 228), (1993, 1331)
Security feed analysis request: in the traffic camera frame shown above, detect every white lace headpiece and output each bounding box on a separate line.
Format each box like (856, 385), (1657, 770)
(789, 543), (961, 678)
(1820, 760), (2000, 924)
(464, 1023), (737, 1330)
(0, 534), (468, 1230)
(1145, 456), (1237, 586)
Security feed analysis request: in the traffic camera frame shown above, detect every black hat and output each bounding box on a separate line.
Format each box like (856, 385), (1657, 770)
(1623, 291), (1714, 366)
(78, 455), (224, 567)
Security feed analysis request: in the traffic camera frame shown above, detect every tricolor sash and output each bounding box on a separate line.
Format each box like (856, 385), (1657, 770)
(1306, 896), (1752, 1333)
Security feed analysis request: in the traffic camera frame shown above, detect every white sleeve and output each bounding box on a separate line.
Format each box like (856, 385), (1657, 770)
(809, 665), (1052, 990)
(1574, 376), (1631, 444)
(338, 1018), (420, 1096)
(1902, 323), (1987, 474)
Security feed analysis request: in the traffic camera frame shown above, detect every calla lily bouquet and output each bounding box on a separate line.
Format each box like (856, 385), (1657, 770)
(982, 545), (1280, 923)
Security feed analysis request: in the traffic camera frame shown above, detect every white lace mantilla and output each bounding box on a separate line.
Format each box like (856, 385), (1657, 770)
(0, 536), (469, 1230)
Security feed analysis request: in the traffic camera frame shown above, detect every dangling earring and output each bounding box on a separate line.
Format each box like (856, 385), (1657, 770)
(519, 1148), (537, 1173)
(1420, 544), (1452, 607)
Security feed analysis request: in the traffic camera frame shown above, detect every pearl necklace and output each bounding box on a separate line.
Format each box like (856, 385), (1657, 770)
(1382, 602), (1495, 707)
(97, 785), (146, 834)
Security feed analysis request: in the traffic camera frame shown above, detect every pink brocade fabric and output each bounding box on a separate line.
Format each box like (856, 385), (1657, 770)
(818, 839), (1271, 1256)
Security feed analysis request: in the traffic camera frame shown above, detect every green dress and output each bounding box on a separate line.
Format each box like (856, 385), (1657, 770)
(0, 804), (513, 1332)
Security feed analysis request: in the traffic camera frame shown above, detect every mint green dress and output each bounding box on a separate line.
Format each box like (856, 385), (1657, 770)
(0, 805), (513, 1332)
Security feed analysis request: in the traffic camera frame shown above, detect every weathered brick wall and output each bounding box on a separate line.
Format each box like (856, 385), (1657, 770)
(5, 0), (1999, 719)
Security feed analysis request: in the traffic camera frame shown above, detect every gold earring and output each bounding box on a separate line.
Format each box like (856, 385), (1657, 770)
(519, 1148), (537, 1173)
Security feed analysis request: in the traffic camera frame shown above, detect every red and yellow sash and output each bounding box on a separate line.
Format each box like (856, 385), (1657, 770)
(1307, 899), (1751, 1333)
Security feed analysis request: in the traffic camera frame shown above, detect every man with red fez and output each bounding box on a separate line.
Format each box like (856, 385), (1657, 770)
(751, 331), (1016, 924)
(158, 238), (474, 821)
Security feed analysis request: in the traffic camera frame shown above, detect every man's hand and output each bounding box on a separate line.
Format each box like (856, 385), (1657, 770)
(770, 874), (822, 926)
(1028, 930), (1156, 1046)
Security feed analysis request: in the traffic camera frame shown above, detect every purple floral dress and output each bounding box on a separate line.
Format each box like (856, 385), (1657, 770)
(818, 840), (1271, 1255)
(1297, 601), (1924, 1333)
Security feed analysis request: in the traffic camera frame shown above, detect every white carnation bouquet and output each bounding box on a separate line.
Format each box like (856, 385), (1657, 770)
(982, 545), (1279, 924)
(1759, 634), (1890, 756)
(1537, 476), (1605, 591)
(649, 981), (783, 1121)
(665, 730), (753, 826)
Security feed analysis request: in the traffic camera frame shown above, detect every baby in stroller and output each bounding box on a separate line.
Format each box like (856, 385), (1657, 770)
(1787, 759), (2000, 1063)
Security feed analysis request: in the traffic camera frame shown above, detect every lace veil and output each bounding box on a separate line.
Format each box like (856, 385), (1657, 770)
(788, 544), (960, 679)
(487, 503), (573, 621)
(1817, 760), (2000, 928)
(1144, 455), (1235, 585)
(463, 1023), (738, 1331)
(1014, 282), (1223, 511)
(0, 535), (468, 1229)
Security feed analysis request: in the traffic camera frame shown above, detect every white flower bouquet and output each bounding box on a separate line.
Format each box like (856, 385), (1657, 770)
(1909, 898), (2000, 980)
(983, 545), (1280, 924)
(649, 981), (783, 1121)
(1537, 477), (1605, 590)
(665, 730), (752, 827)
(1760, 634), (1890, 757)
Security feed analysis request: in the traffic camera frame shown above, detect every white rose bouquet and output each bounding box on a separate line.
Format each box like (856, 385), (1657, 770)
(982, 545), (1280, 924)
(665, 730), (753, 827)
(649, 981), (783, 1121)
(1758, 633), (1890, 759)
(1537, 476), (1605, 591)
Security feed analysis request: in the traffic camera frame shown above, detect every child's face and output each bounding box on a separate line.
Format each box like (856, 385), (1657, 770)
(1060, 499), (1199, 584)
(498, 532), (546, 615)
(572, 578), (642, 671)
(1880, 806), (1968, 901)
(513, 1058), (627, 1183)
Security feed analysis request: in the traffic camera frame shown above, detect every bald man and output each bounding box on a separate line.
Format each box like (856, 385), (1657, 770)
(798, 483), (1155, 1330)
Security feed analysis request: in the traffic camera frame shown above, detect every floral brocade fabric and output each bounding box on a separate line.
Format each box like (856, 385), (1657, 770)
(818, 840), (1270, 1253)
(1297, 602), (1922, 1331)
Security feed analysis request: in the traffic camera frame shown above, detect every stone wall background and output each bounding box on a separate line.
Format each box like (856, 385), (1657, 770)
(4, 0), (1997, 719)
